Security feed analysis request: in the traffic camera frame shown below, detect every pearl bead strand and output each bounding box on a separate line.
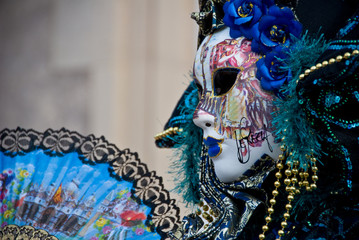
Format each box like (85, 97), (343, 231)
(297, 50), (359, 84)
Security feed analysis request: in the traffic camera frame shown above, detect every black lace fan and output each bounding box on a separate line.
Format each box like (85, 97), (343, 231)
(0, 128), (180, 240)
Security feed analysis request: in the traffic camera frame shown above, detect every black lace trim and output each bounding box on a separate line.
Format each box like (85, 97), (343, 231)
(0, 127), (180, 239)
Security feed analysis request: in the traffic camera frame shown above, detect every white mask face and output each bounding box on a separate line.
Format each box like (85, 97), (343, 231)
(193, 27), (281, 183)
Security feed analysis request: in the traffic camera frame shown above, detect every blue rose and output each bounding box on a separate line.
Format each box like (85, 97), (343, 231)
(251, 5), (302, 54)
(223, 0), (274, 39)
(256, 47), (292, 93)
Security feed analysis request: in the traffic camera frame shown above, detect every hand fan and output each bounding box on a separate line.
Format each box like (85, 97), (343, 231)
(0, 128), (180, 240)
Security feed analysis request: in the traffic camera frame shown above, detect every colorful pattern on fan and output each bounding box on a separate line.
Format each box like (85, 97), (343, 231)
(0, 128), (180, 240)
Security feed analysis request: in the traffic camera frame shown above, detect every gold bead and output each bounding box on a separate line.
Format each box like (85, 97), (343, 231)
(303, 180), (309, 186)
(312, 175), (318, 181)
(284, 178), (291, 185)
(280, 145), (286, 151)
(202, 212), (210, 219)
(270, 199), (277, 205)
(262, 225), (269, 232)
(322, 60), (329, 67)
(277, 162), (284, 169)
(344, 52), (351, 59)
(284, 213), (290, 219)
(304, 69), (311, 75)
(303, 172), (309, 178)
(265, 216), (272, 223)
(268, 207), (274, 214)
(311, 157), (317, 163)
(336, 55), (343, 62)
(278, 229), (285, 236)
(212, 209), (219, 217)
(199, 201), (204, 207)
(285, 204), (292, 210)
(288, 195), (294, 201)
(310, 66), (317, 71)
(316, 63), (323, 68)
(295, 189), (301, 194)
(275, 172), (282, 179)
(299, 172), (304, 178)
(203, 205), (209, 211)
(274, 181), (281, 188)
(278, 154), (285, 161)
(259, 233), (266, 240)
(272, 190), (279, 196)
(329, 58), (336, 64)
(291, 177), (298, 184)
(281, 221), (288, 228)
(196, 209), (201, 215)
(292, 168), (298, 175)
(285, 169), (292, 176)
(298, 181), (303, 187)
(311, 184), (317, 190)
(299, 74), (305, 79)
(286, 186), (292, 192)
(353, 50), (359, 55)
(312, 166), (318, 172)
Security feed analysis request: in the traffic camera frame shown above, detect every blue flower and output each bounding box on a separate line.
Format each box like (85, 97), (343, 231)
(223, 0), (274, 39)
(251, 5), (302, 54)
(256, 47), (292, 93)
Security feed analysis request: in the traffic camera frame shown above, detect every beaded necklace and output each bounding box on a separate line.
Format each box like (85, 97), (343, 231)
(259, 6), (359, 234)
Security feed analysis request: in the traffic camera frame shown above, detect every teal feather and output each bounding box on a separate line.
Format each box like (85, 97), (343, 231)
(171, 120), (202, 205)
(272, 32), (329, 169)
(169, 80), (203, 205)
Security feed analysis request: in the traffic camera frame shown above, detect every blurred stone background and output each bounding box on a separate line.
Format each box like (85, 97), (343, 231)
(0, 0), (198, 216)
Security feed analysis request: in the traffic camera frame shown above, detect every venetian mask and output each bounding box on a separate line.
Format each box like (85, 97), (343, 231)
(193, 27), (281, 183)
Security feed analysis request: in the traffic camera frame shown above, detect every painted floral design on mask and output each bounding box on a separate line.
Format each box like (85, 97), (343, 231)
(194, 34), (276, 141)
(193, 27), (281, 183)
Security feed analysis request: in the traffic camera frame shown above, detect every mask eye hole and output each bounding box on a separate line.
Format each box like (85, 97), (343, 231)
(213, 68), (240, 96)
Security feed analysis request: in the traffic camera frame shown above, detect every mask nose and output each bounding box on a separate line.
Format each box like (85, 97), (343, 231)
(193, 109), (215, 131)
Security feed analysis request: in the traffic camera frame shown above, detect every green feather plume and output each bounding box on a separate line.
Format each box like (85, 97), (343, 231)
(273, 32), (329, 168)
(169, 80), (203, 205)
